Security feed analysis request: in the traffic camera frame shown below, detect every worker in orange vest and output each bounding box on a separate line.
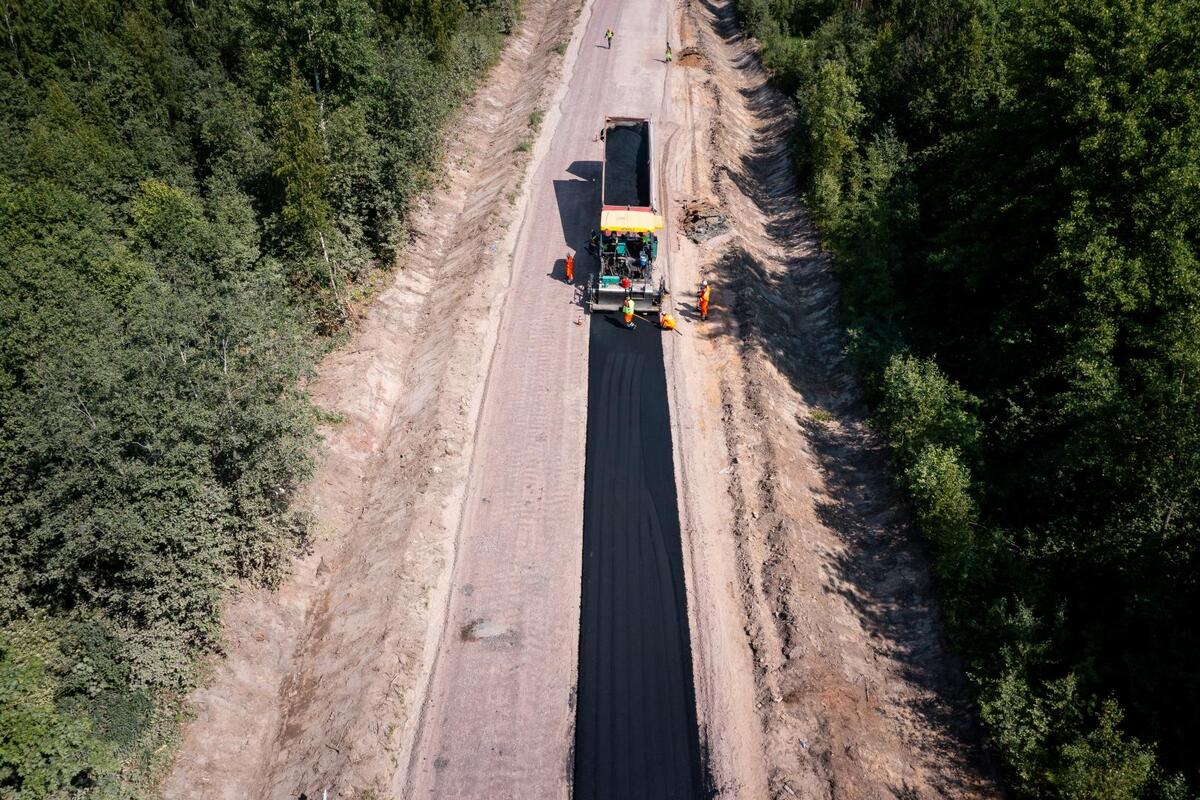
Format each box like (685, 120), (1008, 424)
(659, 310), (677, 331)
(698, 279), (711, 320)
(565, 252), (574, 283)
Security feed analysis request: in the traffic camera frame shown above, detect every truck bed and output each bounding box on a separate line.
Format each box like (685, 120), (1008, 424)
(602, 119), (651, 209)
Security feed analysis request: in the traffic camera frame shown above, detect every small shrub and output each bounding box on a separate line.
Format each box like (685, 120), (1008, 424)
(808, 407), (835, 423)
(876, 354), (982, 470)
(904, 444), (975, 572)
(314, 406), (347, 426)
(1055, 700), (1155, 800)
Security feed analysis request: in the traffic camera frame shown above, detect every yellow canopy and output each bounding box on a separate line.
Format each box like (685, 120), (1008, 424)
(600, 209), (665, 233)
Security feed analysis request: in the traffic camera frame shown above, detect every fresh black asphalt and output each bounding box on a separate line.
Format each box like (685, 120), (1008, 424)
(573, 315), (707, 800)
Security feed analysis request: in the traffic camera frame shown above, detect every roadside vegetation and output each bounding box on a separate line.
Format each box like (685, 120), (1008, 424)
(0, 0), (516, 794)
(735, 0), (1199, 797)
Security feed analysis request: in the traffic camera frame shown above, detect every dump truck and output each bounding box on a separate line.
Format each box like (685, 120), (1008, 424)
(589, 116), (667, 312)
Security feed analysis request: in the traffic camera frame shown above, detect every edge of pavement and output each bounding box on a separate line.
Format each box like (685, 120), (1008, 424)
(657, 0), (772, 795)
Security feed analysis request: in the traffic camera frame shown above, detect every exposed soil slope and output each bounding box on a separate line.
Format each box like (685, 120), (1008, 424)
(659, 0), (999, 797)
(162, 1), (581, 795)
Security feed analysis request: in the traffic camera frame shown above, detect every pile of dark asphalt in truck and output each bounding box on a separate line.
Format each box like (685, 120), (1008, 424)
(603, 124), (651, 208)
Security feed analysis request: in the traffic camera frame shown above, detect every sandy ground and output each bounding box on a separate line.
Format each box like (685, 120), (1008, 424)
(400, 2), (678, 797)
(164, 0), (999, 795)
(162, 0), (582, 795)
(660, 0), (999, 796)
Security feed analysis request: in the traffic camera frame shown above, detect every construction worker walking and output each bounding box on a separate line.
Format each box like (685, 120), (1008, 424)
(621, 295), (636, 329)
(665, 42), (673, 63)
(565, 252), (575, 283)
(698, 279), (711, 321)
(605, 27), (614, 48)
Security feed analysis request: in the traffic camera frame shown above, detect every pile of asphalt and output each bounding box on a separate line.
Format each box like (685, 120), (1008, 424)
(604, 123), (652, 208)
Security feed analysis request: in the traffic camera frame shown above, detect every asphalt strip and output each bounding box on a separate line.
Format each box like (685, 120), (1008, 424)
(573, 315), (708, 799)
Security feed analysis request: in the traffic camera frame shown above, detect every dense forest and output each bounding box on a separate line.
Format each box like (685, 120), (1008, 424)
(0, 0), (516, 794)
(735, 0), (1199, 796)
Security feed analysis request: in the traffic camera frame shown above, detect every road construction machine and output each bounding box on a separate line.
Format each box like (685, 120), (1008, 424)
(588, 116), (667, 312)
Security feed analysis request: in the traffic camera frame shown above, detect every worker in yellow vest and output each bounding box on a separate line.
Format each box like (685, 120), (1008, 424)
(659, 310), (676, 331)
(621, 295), (635, 329)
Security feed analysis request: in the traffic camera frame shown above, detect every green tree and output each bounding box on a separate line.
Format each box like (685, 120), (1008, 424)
(795, 58), (862, 232)
(1056, 700), (1155, 800)
(875, 354), (982, 470)
(273, 76), (333, 263)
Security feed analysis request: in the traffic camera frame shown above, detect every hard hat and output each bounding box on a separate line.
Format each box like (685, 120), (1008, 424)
(701, 279), (709, 286)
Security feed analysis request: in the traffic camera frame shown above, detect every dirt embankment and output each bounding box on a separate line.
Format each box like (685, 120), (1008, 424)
(162, 1), (582, 796)
(662, 0), (999, 797)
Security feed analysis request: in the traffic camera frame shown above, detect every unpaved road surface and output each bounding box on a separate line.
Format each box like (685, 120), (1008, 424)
(165, 0), (998, 795)
(163, 0), (582, 796)
(401, 1), (679, 796)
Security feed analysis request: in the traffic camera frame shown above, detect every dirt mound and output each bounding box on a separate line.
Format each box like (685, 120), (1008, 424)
(676, 46), (707, 68)
(681, 198), (729, 242)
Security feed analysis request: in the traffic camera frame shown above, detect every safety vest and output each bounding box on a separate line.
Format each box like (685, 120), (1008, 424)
(622, 298), (634, 315)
